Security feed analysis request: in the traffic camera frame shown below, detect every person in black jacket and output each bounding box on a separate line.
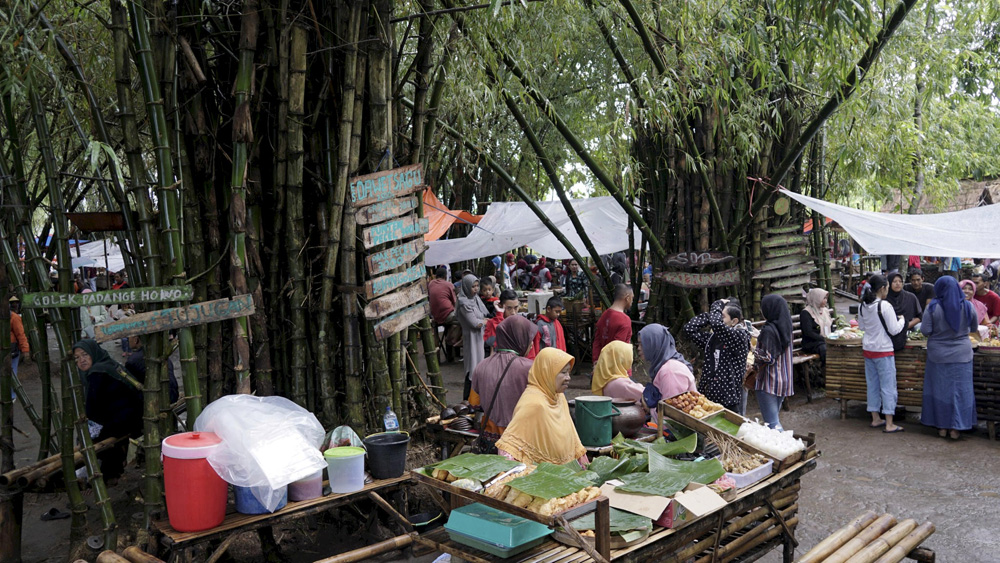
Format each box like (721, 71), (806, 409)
(800, 288), (833, 364)
(885, 271), (922, 351)
(684, 299), (751, 414)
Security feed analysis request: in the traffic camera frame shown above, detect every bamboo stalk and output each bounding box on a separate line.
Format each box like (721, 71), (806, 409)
(822, 514), (898, 563)
(122, 545), (166, 563)
(796, 510), (878, 563)
(872, 522), (935, 563)
(845, 519), (917, 563)
(315, 533), (412, 563)
(96, 550), (131, 563)
(0, 261), (11, 477)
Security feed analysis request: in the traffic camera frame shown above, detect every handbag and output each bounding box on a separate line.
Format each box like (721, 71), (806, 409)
(743, 365), (758, 390)
(471, 356), (516, 455)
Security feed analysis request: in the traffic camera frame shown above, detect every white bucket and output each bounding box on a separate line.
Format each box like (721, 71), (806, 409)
(324, 446), (365, 494)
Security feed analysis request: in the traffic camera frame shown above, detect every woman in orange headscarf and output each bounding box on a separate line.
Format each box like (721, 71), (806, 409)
(495, 348), (588, 467)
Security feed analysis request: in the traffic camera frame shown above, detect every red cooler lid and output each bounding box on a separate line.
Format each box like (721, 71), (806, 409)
(162, 431), (223, 460)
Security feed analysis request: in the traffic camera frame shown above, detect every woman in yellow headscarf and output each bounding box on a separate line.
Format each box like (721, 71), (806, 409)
(496, 348), (588, 467)
(590, 340), (643, 402)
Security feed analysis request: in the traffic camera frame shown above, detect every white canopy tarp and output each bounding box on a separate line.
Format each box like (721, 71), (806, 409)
(74, 239), (127, 273)
(782, 189), (1000, 257)
(425, 196), (643, 265)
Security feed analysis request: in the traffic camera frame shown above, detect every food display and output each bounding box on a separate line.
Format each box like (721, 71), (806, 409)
(500, 485), (602, 516)
(708, 434), (769, 474)
(499, 462), (602, 516)
(665, 392), (723, 418)
(426, 453), (521, 485)
(736, 421), (805, 460)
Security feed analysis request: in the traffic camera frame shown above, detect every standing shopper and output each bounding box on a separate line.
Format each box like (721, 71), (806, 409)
(921, 276), (978, 440)
(857, 275), (906, 433)
(800, 288), (834, 364)
(684, 299), (751, 414)
(592, 284), (634, 363)
(456, 274), (489, 399)
(752, 295), (795, 430)
(470, 316), (538, 451)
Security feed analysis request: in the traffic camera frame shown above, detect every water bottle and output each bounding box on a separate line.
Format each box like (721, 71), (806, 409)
(383, 406), (399, 432)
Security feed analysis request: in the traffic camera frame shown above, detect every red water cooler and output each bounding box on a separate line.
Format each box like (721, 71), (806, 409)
(162, 431), (227, 532)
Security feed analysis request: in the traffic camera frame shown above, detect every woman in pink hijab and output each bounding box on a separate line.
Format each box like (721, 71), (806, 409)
(959, 279), (988, 325)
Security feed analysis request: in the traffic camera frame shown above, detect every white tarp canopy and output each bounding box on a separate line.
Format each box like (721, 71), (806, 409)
(782, 189), (1000, 257)
(73, 239), (127, 273)
(425, 196), (643, 265)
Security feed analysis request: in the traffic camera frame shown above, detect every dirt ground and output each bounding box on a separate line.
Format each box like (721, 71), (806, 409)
(10, 322), (1000, 562)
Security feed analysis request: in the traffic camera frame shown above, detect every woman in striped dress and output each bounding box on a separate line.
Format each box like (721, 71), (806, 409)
(752, 295), (795, 430)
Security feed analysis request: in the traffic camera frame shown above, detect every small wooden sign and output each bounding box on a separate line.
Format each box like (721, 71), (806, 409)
(366, 239), (427, 276)
(756, 254), (815, 273)
(373, 300), (430, 342)
(66, 212), (127, 232)
(364, 264), (425, 299)
(348, 164), (424, 208)
(764, 245), (807, 258)
(752, 263), (817, 280)
(22, 285), (194, 308)
(761, 233), (808, 249)
(664, 251), (735, 269)
(94, 294), (255, 342)
(364, 280), (428, 319)
(770, 272), (817, 289)
(656, 269), (740, 288)
(361, 215), (429, 249)
(356, 195), (421, 225)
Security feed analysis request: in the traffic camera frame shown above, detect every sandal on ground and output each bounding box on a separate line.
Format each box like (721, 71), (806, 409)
(882, 426), (905, 433)
(40, 508), (71, 521)
(938, 429), (947, 438)
(948, 430), (961, 441)
(869, 421), (886, 428)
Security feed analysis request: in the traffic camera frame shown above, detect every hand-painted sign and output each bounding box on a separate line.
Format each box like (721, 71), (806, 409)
(373, 300), (430, 341)
(348, 164), (424, 208)
(94, 295), (255, 342)
(364, 264), (425, 299)
(22, 286), (194, 308)
(364, 280), (428, 319)
(356, 195), (421, 225)
(366, 239), (427, 276)
(664, 251), (735, 268)
(361, 215), (429, 249)
(656, 269), (740, 289)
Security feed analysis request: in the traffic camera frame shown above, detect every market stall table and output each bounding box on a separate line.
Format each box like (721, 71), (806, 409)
(527, 291), (554, 315)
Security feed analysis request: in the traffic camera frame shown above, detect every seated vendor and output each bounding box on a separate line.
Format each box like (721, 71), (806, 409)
(469, 316), (538, 451)
(590, 340), (643, 403)
(495, 348), (588, 468)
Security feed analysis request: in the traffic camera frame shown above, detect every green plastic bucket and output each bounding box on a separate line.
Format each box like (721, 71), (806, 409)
(573, 395), (620, 447)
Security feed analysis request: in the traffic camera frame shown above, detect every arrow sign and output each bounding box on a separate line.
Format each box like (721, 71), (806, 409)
(356, 195), (421, 225)
(373, 301), (430, 342)
(361, 215), (429, 249)
(94, 295), (255, 342)
(364, 264), (425, 299)
(366, 239), (427, 276)
(364, 280), (429, 319)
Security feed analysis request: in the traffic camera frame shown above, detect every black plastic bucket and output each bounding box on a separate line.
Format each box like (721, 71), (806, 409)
(363, 432), (410, 479)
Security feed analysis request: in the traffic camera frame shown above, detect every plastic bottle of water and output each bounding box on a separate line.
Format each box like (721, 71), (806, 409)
(383, 406), (399, 432)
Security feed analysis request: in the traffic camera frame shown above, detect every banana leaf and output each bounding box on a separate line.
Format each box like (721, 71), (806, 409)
(617, 458), (725, 497)
(704, 413), (741, 435)
(587, 455), (633, 485)
(571, 507), (651, 533)
(507, 462), (595, 499)
(425, 453), (520, 481)
(649, 432), (697, 456)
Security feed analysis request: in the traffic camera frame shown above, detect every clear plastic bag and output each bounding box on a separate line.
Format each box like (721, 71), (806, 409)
(325, 425), (365, 450)
(194, 395), (327, 512)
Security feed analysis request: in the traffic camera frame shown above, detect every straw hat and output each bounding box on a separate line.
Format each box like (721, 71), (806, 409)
(8, 296), (18, 302)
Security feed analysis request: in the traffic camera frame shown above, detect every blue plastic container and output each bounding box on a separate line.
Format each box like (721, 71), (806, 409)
(234, 485), (288, 514)
(444, 503), (551, 556)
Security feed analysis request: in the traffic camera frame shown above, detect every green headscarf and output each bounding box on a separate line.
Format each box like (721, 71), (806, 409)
(72, 339), (142, 390)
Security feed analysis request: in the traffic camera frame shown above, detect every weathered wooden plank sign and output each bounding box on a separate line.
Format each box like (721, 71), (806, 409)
(373, 300), (430, 341)
(761, 233), (808, 249)
(656, 269), (740, 289)
(364, 280), (428, 319)
(348, 164), (424, 208)
(770, 272), (817, 289)
(362, 215), (429, 249)
(22, 285), (194, 308)
(752, 263), (817, 280)
(356, 195), (421, 225)
(756, 254), (815, 273)
(366, 239), (427, 276)
(665, 251), (735, 268)
(764, 245), (807, 258)
(94, 295), (255, 342)
(364, 264), (425, 299)
(764, 224), (802, 235)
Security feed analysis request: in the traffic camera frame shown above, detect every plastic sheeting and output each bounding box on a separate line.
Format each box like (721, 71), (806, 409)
(73, 239), (127, 273)
(423, 189), (482, 242)
(782, 189), (1000, 257)
(425, 196), (642, 265)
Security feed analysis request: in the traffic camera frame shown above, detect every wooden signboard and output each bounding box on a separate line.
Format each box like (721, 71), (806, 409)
(362, 215), (429, 249)
(752, 263), (817, 280)
(372, 300), (430, 342)
(771, 272), (817, 289)
(94, 295), (255, 342)
(348, 164), (424, 208)
(364, 264), (425, 299)
(364, 280), (428, 319)
(764, 245), (807, 258)
(761, 233), (808, 249)
(764, 224), (801, 235)
(366, 239), (427, 276)
(655, 269), (740, 288)
(356, 195), (421, 225)
(22, 285), (194, 308)
(664, 251), (735, 269)
(756, 254), (815, 273)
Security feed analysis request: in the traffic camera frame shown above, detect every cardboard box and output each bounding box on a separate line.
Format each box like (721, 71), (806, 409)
(600, 481), (727, 530)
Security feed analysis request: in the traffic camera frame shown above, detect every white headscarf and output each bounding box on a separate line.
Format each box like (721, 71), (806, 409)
(804, 288), (833, 337)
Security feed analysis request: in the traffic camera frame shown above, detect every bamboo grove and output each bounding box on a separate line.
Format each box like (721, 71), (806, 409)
(2, 0), (997, 554)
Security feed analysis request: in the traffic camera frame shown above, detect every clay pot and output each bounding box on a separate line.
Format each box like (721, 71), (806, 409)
(610, 399), (646, 438)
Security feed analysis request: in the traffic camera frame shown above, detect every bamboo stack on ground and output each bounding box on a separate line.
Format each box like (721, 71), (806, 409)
(796, 512), (935, 563)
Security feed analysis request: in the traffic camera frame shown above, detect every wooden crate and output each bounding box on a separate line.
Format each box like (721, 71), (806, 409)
(973, 354), (1000, 440)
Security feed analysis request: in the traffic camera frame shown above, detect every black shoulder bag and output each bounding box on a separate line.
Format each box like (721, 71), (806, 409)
(876, 301), (906, 351)
(471, 356), (517, 455)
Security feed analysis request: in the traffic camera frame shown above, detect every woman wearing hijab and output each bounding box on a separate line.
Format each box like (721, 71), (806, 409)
(884, 271), (922, 352)
(800, 288), (834, 363)
(959, 279), (988, 325)
(921, 276), (978, 440)
(638, 324), (697, 408)
(591, 340), (643, 403)
(685, 299), (751, 414)
(470, 316), (539, 450)
(73, 339), (143, 482)
(752, 295), (795, 431)
(496, 348), (587, 467)
(858, 275), (906, 433)
(457, 274), (489, 400)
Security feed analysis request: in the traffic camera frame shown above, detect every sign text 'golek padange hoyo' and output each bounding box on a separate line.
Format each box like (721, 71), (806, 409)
(94, 295), (255, 342)
(21, 285), (195, 308)
(348, 163), (424, 208)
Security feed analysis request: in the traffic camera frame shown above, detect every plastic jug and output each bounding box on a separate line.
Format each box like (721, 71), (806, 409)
(162, 432), (227, 532)
(324, 446), (366, 493)
(573, 395), (620, 447)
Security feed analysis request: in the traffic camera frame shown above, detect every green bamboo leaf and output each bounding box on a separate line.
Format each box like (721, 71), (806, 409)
(617, 458), (725, 497)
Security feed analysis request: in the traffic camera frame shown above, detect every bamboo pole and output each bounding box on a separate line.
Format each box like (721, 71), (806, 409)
(122, 545), (166, 563)
(822, 514), (898, 563)
(796, 510), (878, 563)
(1, 258), (12, 479)
(845, 519), (917, 563)
(96, 550), (131, 563)
(315, 533), (413, 563)
(872, 522), (935, 563)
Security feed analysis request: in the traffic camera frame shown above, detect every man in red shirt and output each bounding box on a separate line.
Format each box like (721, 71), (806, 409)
(428, 267), (462, 360)
(592, 284), (633, 363)
(972, 272), (1000, 324)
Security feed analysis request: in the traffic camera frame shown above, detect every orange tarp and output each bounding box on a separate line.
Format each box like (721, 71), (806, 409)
(423, 189), (482, 241)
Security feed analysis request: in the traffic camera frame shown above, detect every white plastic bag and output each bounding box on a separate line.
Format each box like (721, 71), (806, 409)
(194, 395), (327, 512)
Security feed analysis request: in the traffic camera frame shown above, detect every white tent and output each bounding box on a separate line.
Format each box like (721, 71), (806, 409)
(782, 189), (1000, 257)
(425, 196), (643, 265)
(74, 239), (127, 273)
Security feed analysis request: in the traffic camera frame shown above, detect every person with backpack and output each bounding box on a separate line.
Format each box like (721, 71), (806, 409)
(858, 274), (906, 433)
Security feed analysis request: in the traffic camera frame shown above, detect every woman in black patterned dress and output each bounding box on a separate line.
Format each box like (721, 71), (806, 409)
(684, 299), (751, 414)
